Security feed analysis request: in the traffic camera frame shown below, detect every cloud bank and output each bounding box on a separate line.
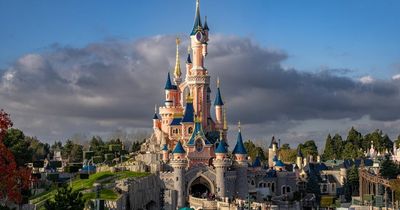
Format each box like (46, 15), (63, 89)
(1, 35), (400, 147)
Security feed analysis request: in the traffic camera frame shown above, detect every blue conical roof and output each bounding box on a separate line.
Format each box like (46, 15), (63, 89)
(181, 101), (194, 123)
(162, 144), (168, 151)
(252, 156), (261, 167)
(214, 87), (224, 106)
(153, 113), (159, 119)
(165, 72), (173, 90)
(275, 160), (285, 167)
(203, 16), (209, 31)
(186, 53), (192, 64)
(172, 141), (186, 154)
(215, 140), (228, 154)
(191, 0), (203, 35)
(273, 155), (278, 162)
(232, 130), (247, 155)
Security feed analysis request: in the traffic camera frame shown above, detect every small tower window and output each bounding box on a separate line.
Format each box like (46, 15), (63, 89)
(188, 127), (193, 134)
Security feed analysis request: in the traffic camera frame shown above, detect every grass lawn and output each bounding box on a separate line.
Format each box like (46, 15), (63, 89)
(30, 171), (149, 204)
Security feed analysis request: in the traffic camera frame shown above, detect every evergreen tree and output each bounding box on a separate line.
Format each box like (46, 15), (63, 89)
(244, 140), (266, 161)
(322, 134), (335, 161)
(380, 156), (400, 179)
(344, 166), (359, 201)
(44, 185), (84, 210)
(299, 140), (318, 160)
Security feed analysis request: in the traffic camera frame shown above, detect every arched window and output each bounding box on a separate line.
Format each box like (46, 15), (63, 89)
(251, 180), (255, 185)
(287, 186), (291, 193)
(271, 183), (275, 192)
(188, 127), (193, 134)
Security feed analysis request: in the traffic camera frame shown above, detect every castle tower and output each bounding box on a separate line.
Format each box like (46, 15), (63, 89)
(162, 144), (169, 163)
(153, 105), (160, 129)
(214, 132), (231, 198)
(268, 136), (278, 167)
(296, 147), (303, 170)
(214, 78), (224, 130)
(187, 0), (212, 129)
(232, 122), (248, 199)
(170, 141), (187, 208)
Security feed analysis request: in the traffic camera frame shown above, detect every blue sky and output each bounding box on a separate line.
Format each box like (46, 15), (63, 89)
(1, 0), (399, 78)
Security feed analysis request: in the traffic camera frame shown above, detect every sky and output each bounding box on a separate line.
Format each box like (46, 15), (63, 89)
(0, 0), (400, 149)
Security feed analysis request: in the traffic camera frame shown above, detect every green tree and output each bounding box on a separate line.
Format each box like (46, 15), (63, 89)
(299, 140), (318, 160)
(394, 135), (400, 147)
(380, 156), (400, 179)
(344, 166), (359, 201)
(346, 127), (363, 148)
(44, 185), (84, 210)
(62, 140), (83, 162)
(27, 136), (50, 161)
(244, 140), (266, 161)
(3, 128), (32, 167)
(342, 142), (363, 160)
(279, 148), (297, 163)
(322, 134), (335, 161)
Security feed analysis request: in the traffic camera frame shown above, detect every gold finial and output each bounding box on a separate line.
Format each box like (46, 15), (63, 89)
(238, 121), (241, 132)
(217, 77), (220, 88)
(198, 112), (203, 122)
(219, 130), (223, 140)
(186, 91), (193, 102)
(174, 37), (182, 78)
(223, 108), (228, 130)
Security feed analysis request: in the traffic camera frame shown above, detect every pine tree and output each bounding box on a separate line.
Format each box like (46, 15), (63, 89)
(44, 185), (84, 210)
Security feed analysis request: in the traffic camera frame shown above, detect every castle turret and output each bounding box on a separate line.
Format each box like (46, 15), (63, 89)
(232, 122), (248, 199)
(214, 134), (231, 198)
(268, 136), (278, 167)
(153, 105), (160, 129)
(214, 78), (224, 130)
(162, 144), (169, 163)
(170, 140), (187, 208)
(164, 72), (175, 107)
(296, 147), (303, 170)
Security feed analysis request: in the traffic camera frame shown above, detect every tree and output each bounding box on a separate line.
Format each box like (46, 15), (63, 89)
(279, 148), (297, 163)
(62, 140), (83, 162)
(0, 110), (31, 206)
(44, 185), (84, 210)
(342, 142), (363, 160)
(322, 134), (335, 161)
(344, 166), (359, 201)
(27, 137), (50, 161)
(380, 156), (400, 179)
(299, 140), (318, 160)
(395, 135), (400, 148)
(244, 140), (266, 161)
(3, 128), (32, 167)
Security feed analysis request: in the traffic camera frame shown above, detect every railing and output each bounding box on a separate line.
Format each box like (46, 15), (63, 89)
(189, 196), (218, 209)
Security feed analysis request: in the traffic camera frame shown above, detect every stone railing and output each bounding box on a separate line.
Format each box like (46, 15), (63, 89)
(189, 196), (218, 209)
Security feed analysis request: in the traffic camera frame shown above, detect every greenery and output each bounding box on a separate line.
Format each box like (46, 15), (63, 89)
(278, 144), (297, 163)
(244, 140), (266, 162)
(344, 166), (359, 201)
(30, 171), (149, 205)
(379, 156), (400, 179)
(322, 127), (394, 161)
(44, 185), (84, 210)
(299, 140), (318, 160)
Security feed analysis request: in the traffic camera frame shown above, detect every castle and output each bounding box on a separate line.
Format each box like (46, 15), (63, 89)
(136, 1), (300, 209)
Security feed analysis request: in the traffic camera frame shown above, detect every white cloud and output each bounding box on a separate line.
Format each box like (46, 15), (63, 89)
(392, 74), (400, 80)
(359, 75), (375, 84)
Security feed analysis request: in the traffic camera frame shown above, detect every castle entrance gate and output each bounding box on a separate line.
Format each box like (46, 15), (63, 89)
(189, 176), (213, 198)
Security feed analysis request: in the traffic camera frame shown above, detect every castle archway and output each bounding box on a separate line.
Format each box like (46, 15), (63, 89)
(188, 175), (214, 198)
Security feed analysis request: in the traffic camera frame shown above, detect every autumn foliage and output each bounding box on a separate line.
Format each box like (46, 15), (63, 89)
(0, 110), (31, 205)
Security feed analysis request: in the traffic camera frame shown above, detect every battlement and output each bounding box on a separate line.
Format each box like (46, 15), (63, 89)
(213, 158), (232, 167)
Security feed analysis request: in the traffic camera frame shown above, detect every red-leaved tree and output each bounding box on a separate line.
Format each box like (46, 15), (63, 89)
(0, 110), (31, 206)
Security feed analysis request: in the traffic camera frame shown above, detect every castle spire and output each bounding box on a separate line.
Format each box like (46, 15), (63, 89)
(203, 16), (209, 31)
(186, 45), (192, 64)
(223, 108), (228, 130)
(232, 121), (247, 155)
(214, 78), (224, 106)
(165, 72), (173, 89)
(174, 38), (182, 79)
(191, 0), (203, 35)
